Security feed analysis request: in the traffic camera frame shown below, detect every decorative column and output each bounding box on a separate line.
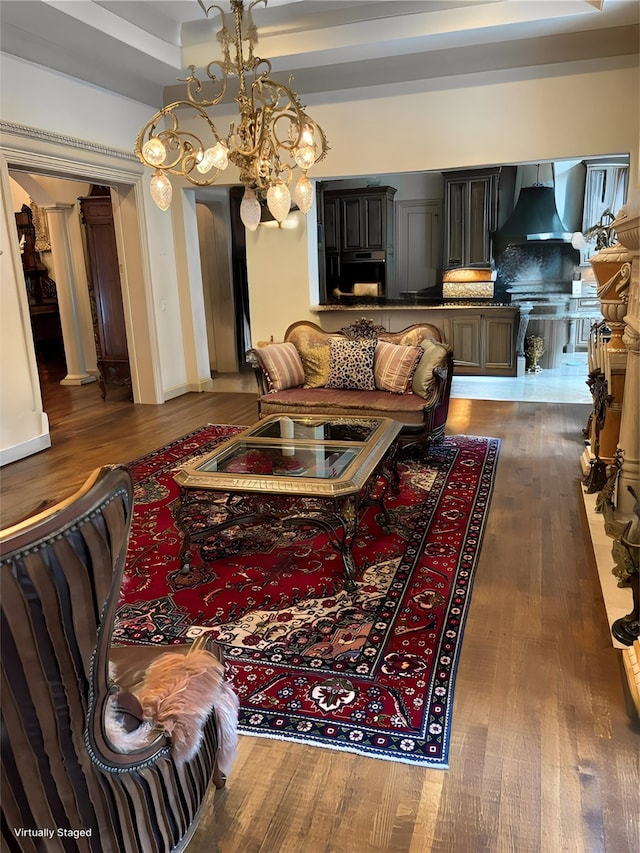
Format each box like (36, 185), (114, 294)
(42, 204), (95, 386)
(581, 245), (628, 491)
(613, 203), (640, 518)
(588, 244), (632, 461)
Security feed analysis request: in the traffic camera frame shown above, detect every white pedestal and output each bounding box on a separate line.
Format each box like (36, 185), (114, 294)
(581, 489), (633, 650)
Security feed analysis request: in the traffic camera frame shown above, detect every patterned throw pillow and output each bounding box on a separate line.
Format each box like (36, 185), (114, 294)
(412, 338), (450, 399)
(256, 342), (305, 391)
(326, 338), (377, 390)
(374, 340), (423, 394)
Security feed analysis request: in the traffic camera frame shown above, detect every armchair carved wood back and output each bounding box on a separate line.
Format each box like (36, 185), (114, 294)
(1, 465), (225, 852)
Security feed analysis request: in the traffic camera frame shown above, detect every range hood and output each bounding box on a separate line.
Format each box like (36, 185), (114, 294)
(494, 185), (573, 255)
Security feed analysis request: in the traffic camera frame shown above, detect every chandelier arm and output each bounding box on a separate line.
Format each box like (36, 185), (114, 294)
(198, 1), (224, 17)
(135, 103), (225, 174)
(254, 79), (328, 165)
(180, 168), (227, 188)
(180, 61), (228, 107)
(243, 0), (266, 62)
(241, 78), (305, 155)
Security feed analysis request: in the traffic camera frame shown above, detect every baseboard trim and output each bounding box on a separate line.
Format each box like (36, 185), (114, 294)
(0, 431), (51, 467)
(163, 378), (215, 401)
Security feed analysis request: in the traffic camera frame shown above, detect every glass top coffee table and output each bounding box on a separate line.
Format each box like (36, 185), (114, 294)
(173, 415), (402, 590)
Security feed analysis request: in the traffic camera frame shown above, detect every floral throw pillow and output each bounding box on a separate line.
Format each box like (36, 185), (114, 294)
(326, 338), (376, 390)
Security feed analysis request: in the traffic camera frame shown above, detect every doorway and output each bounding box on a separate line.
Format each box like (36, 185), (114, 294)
(2, 128), (164, 467)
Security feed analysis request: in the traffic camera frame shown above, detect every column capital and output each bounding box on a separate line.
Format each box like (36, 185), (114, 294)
(40, 203), (76, 213)
(622, 325), (640, 354)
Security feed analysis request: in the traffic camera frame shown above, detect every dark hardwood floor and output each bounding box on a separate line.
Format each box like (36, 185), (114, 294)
(1, 366), (638, 852)
(0, 358), (259, 527)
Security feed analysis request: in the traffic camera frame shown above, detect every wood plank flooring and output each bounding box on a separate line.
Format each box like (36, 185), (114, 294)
(1, 367), (638, 852)
(0, 366), (259, 527)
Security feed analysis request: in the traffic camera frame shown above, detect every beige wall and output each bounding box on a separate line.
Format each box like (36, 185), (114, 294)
(307, 60), (639, 183)
(246, 210), (320, 345)
(2, 54), (154, 150)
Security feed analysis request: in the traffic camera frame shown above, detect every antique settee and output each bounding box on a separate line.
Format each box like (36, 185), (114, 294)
(249, 318), (453, 455)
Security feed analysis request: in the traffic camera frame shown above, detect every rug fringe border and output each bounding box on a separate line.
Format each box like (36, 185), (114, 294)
(424, 434), (501, 759)
(236, 726), (450, 769)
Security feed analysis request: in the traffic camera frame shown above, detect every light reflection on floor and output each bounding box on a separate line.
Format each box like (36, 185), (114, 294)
(451, 353), (591, 404)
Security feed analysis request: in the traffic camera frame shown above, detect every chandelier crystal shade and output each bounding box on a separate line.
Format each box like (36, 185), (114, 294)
(135, 0), (329, 228)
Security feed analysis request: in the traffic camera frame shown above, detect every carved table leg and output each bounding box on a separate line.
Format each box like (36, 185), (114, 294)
(335, 494), (359, 592)
(173, 491), (194, 573)
(382, 440), (401, 495)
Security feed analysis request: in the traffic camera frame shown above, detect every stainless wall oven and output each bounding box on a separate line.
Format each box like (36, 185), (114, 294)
(332, 250), (387, 300)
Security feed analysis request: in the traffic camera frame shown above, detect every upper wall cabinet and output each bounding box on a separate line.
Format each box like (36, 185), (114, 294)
(325, 186), (397, 253)
(442, 168), (501, 269)
(323, 194), (341, 253)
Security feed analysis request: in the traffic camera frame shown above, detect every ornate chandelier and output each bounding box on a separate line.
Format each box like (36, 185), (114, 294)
(135, 0), (329, 230)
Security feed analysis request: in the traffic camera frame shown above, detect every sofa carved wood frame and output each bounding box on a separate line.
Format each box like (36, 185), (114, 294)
(249, 319), (454, 457)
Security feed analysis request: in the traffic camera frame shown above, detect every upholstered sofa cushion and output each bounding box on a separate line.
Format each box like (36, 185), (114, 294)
(326, 338), (377, 390)
(257, 387), (430, 425)
(255, 341), (305, 391)
(374, 340), (423, 394)
(412, 338), (451, 399)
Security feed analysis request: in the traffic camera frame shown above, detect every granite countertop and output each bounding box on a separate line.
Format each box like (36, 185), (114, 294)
(313, 299), (514, 311)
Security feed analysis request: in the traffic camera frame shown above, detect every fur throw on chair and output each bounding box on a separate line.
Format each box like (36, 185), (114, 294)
(106, 648), (239, 771)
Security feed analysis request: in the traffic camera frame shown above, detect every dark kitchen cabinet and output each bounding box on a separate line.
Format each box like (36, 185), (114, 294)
(320, 185), (396, 301)
(323, 195), (341, 253)
(338, 187), (396, 252)
(79, 191), (131, 399)
(322, 194), (341, 291)
(442, 168), (501, 269)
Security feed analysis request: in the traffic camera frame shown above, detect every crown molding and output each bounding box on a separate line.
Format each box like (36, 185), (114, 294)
(0, 121), (136, 162)
(1, 121), (143, 185)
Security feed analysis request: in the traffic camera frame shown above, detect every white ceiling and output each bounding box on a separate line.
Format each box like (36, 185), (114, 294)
(1, 0), (638, 107)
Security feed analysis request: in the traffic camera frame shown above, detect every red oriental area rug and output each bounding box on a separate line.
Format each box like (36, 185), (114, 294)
(116, 424), (500, 768)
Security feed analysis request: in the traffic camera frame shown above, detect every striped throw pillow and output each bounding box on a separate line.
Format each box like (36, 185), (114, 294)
(257, 342), (305, 391)
(374, 340), (423, 394)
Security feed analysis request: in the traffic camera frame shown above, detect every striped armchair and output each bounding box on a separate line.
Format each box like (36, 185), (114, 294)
(1, 465), (233, 853)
